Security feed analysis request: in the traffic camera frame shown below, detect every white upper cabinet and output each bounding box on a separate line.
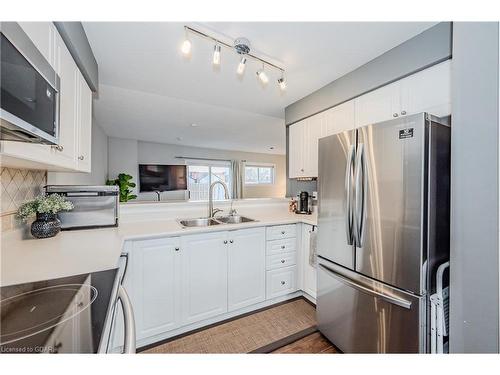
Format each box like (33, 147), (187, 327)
(76, 72), (92, 172)
(288, 119), (306, 178)
(322, 100), (356, 137)
(180, 232), (228, 325)
(288, 116), (323, 178)
(355, 81), (401, 128)
(227, 227), (266, 311)
(355, 60), (451, 128)
(400, 60), (451, 118)
(1, 22), (93, 172)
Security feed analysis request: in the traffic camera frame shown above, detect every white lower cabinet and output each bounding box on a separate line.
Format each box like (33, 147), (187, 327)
(180, 232), (228, 325)
(227, 227), (266, 311)
(301, 224), (317, 299)
(131, 237), (181, 340)
(266, 266), (297, 299)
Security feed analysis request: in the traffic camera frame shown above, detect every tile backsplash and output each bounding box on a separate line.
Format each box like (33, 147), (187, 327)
(1, 167), (47, 231)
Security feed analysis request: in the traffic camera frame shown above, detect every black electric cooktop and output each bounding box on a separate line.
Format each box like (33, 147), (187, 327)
(0, 269), (118, 354)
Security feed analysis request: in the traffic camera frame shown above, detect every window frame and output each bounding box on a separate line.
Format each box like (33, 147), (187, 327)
(243, 162), (276, 186)
(185, 159), (232, 201)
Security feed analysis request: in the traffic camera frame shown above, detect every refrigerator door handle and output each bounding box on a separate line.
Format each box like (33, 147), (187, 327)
(344, 144), (356, 245)
(354, 143), (366, 247)
(318, 263), (412, 310)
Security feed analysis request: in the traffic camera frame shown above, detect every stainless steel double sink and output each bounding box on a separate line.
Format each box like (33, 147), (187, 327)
(178, 215), (256, 228)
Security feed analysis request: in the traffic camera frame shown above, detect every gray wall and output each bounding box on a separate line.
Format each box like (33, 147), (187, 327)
(285, 22), (452, 197)
(107, 137), (287, 201)
(47, 120), (109, 185)
(54, 22), (98, 92)
(449, 22), (499, 353)
(285, 22), (452, 125)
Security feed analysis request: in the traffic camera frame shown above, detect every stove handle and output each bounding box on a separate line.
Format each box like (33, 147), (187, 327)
(118, 285), (136, 354)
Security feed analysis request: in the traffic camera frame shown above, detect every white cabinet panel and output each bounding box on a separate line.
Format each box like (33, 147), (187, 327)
(322, 100), (356, 137)
(305, 114), (322, 176)
(288, 119), (305, 178)
(266, 251), (296, 270)
(227, 228), (266, 311)
(77, 74), (92, 172)
(301, 224), (317, 299)
(400, 60), (451, 118)
(266, 224), (297, 241)
(131, 237), (181, 340)
(266, 266), (297, 299)
(355, 81), (401, 128)
(266, 238), (297, 255)
(180, 232), (228, 325)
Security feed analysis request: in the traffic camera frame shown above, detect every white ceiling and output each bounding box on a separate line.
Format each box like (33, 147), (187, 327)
(83, 22), (437, 155)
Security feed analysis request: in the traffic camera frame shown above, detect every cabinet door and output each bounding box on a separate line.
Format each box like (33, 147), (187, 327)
(131, 237), (181, 340)
(77, 75), (92, 172)
(302, 224), (317, 299)
(355, 82), (400, 128)
(400, 60), (451, 118)
(50, 34), (77, 168)
(180, 232), (228, 325)
(288, 120), (304, 178)
(323, 101), (356, 137)
(227, 227), (266, 311)
(304, 114), (322, 177)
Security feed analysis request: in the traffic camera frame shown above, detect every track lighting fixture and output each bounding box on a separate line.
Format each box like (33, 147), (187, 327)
(213, 45), (221, 65)
(278, 77), (287, 91)
(181, 26), (286, 91)
(237, 57), (247, 75)
(256, 65), (269, 84)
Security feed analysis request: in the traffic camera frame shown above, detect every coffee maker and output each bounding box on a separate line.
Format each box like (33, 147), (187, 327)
(295, 191), (312, 215)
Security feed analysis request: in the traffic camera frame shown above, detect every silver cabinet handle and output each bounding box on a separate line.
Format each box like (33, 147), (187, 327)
(281, 259), (285, 263)
(281, 281), (286, 285)
(118, 286), (136, 353)
(281, 231), (285, 235)
(281, 245), (286, 249)
(78, 155), (84, 160)
(319, 264), (412, 309)
(344, 144), (355, 245)
(174, 247), (180, 251)
(52, 145), (64, 152)
(223, 240), (228, 244)
(229, 240), (234, 244)
(300, 168), (304, 172)
(393, 113), (399, 118)
(401, 110), (407, 115)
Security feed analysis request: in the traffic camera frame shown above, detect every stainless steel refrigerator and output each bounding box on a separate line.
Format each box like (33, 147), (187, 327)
(316, 112), (450, 353)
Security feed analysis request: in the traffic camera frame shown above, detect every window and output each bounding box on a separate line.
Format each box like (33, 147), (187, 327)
(244, 164), (275, 185)
(187, 160), (232, 201)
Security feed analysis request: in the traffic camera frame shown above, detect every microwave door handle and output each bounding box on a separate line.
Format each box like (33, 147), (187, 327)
(345, 144), (355, 245)
(118, 286), (136, 354)
(354, 143), (365, 246)
(319, 264), (412, 309)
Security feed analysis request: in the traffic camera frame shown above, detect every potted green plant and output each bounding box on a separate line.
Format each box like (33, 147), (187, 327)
(106, 173), (137, 202)
(17, 194), (74, 239)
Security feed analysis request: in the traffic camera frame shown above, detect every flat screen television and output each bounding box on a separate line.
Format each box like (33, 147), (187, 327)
(138, 164), (187, 192)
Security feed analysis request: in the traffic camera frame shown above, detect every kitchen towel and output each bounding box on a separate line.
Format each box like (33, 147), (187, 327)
(309, 228), (317, 267)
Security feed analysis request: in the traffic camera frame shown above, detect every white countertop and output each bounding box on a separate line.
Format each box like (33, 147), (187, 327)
(1, 200), (317, 287)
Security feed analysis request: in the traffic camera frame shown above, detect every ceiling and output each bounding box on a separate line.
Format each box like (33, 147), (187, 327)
(83, 22), (437, 155)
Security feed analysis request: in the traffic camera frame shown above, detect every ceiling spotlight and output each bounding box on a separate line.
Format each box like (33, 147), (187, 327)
(181, 39), (191, 55)
(257, 64), (269, 84)
(213, 45), (221, 65)
(278, 77), (287, 91)
(237, 57), (247, 75)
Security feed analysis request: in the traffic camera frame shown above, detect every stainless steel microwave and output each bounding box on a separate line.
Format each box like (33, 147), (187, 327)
(0, 22), (60, 144)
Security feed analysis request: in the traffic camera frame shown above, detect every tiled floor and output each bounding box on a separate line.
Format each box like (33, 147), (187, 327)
(141, 298), (320, 354)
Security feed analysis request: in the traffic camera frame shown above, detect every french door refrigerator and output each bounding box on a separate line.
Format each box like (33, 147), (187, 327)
(316, 112), (450, 353)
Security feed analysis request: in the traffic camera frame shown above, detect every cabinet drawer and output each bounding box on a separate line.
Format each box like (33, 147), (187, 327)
(266, 224), (297, 241)
(266, 238), (297, 255)
(266, 266), (297, 299)
(266, 252), (296, 270)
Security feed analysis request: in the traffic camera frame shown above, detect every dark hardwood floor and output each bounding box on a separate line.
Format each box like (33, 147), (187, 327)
(271, 332), (338, 354)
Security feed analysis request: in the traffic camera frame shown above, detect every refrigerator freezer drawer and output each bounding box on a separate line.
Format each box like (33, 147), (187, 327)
(317, 259), (425, 353)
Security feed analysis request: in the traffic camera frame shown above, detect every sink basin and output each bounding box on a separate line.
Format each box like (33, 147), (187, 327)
(214, 215), (256, 224)
(179, 218), (221, 228)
